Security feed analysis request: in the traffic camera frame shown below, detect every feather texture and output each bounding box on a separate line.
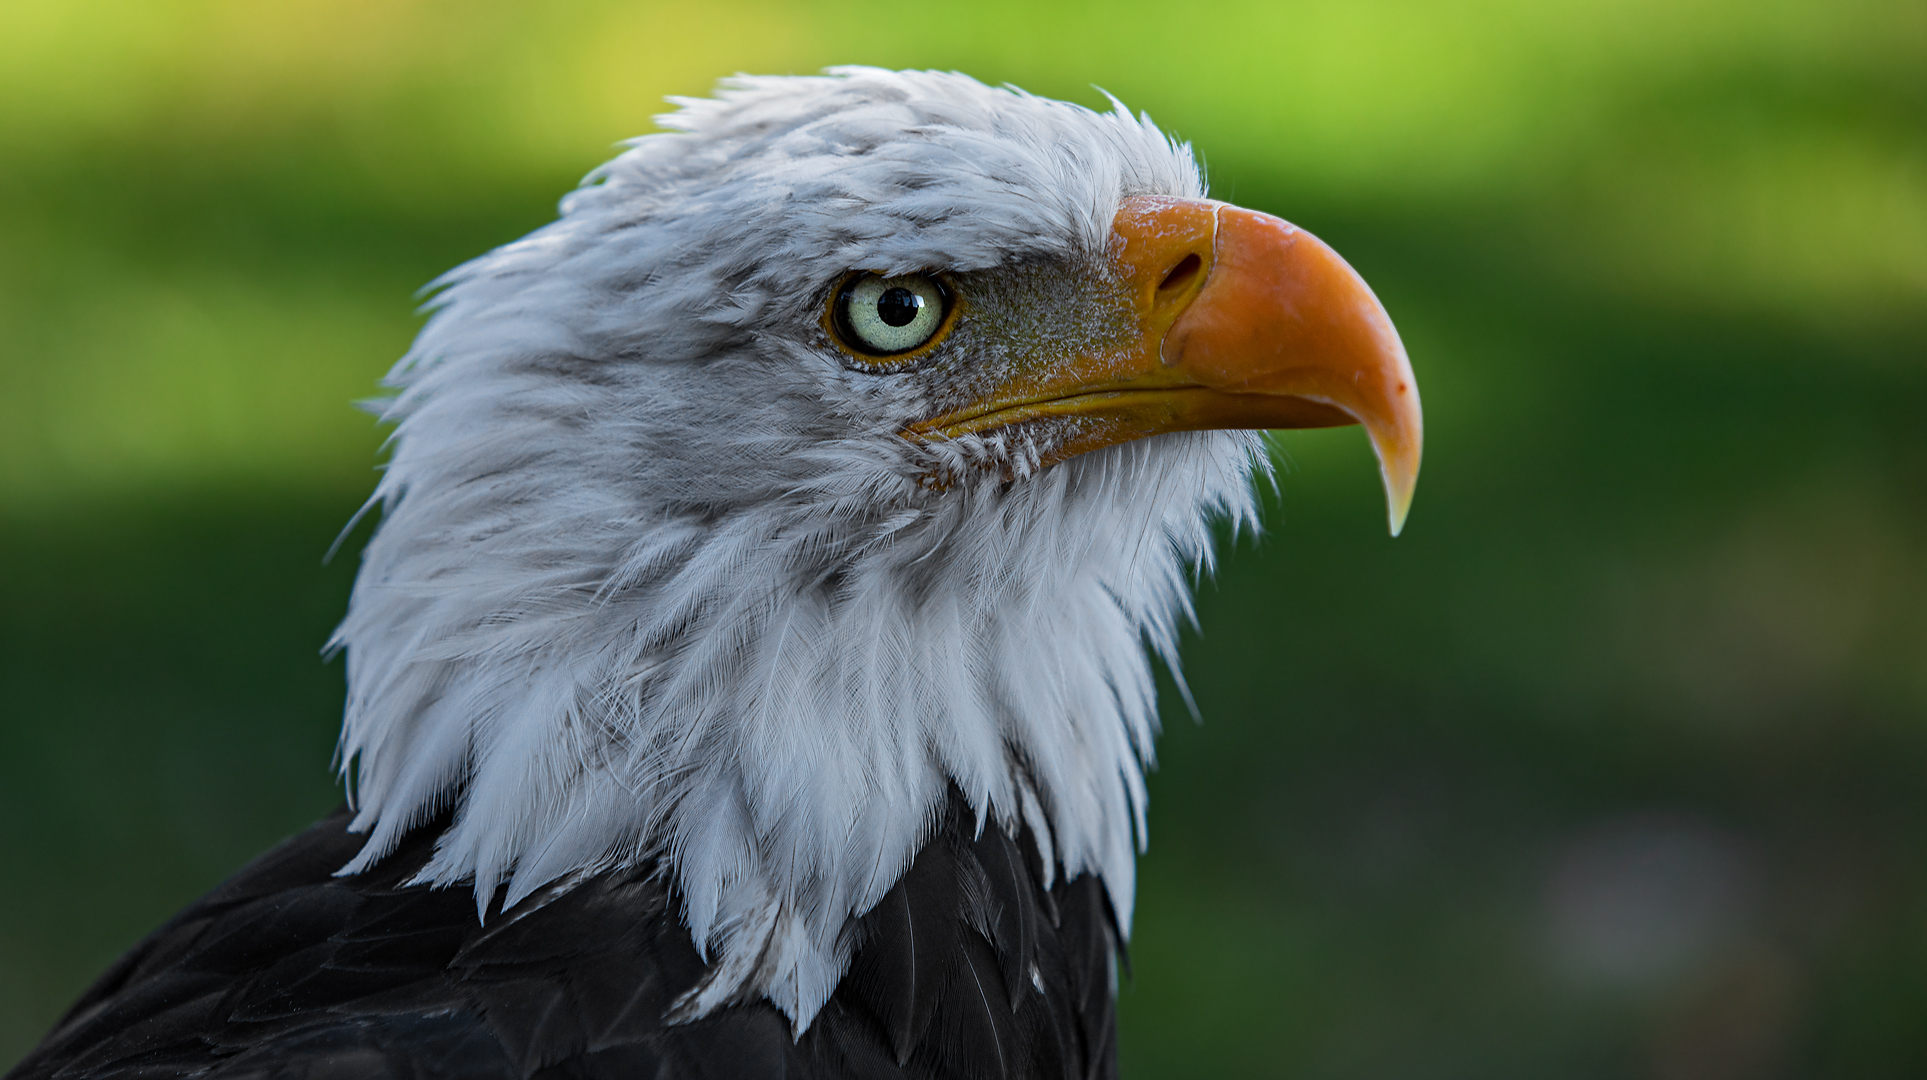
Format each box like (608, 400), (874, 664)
(10, 800), (1117, 1080)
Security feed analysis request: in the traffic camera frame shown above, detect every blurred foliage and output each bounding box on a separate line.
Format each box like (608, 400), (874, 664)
(1, 0), (1924, 1075)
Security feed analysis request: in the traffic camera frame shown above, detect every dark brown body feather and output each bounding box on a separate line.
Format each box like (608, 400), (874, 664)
(8, 798), (1118, 1080)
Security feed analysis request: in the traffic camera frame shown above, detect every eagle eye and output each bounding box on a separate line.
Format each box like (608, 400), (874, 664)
(831, 273), (952, 359)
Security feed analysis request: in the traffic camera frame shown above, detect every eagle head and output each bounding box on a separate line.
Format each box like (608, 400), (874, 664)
(329, 67), (1420, 1029)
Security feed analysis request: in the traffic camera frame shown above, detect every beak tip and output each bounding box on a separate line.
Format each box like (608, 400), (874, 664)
(1378, 449), (1420, 538)
(1387, 499), (1410, 537)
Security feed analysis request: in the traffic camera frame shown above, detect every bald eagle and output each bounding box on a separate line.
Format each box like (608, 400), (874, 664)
(11, 69), (1420, 1079)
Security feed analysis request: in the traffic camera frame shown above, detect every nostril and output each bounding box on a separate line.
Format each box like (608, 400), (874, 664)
(1158, 253), (1202, 293)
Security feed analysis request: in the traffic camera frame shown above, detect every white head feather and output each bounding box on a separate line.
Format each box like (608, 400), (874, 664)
(330, 67), (1265, 1031)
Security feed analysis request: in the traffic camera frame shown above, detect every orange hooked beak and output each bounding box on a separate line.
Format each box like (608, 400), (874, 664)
(904, 195), (1423, 534)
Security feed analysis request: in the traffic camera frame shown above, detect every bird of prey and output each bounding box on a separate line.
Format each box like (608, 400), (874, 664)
(10, 68), (1420, 1079)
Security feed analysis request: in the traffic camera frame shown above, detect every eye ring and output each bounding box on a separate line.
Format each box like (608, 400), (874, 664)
(825, 272), (957, 362)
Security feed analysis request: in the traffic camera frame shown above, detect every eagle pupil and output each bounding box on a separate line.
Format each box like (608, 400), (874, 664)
(876, 287), (922, 327)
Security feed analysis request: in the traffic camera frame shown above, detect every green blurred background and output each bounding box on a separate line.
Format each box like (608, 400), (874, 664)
(2, 0), (1924, 1074)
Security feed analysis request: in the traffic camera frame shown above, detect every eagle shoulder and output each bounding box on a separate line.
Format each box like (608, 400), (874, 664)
(9, 797), (1117, 1080)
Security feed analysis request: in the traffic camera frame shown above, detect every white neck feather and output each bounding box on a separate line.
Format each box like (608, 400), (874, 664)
(334, 429), (1260, 1028)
